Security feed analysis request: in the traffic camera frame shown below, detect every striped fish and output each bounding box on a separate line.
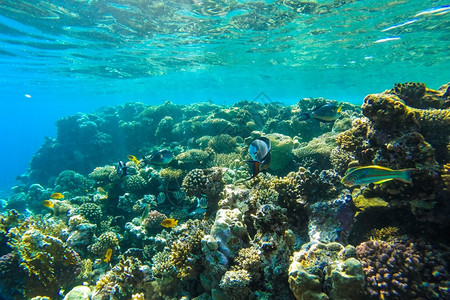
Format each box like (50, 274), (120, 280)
(341, 165), (415, 186)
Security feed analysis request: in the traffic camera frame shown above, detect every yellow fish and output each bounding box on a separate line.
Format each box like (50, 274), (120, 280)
(42, 200), (54, 208)
(51, 192), (64, 199)
(161, 218), (178, 228)
(127, 155), (140, 166)
(104, 248), (113, 263)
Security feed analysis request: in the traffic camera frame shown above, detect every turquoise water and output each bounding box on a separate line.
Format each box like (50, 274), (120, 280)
(0, 2), (449, 299)
(0, 1), (448, 186)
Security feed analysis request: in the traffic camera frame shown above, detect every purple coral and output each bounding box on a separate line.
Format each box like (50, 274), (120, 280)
(356, 238), (449, 299)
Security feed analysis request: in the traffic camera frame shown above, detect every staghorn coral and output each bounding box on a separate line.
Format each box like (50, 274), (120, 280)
(356, 237), (450, 299)
(289, 241), (365, 300)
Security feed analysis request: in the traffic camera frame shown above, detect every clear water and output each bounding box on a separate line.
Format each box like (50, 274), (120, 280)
(0, 0), (449, 190)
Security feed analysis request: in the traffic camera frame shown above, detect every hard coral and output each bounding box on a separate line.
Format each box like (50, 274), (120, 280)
(289, 241), (365, 300)
(389, 82), (448, 109)
(356, 238), (450, 299)
(182, 168), (225, 202)
(90, 231), (119, 255)
(79, 202), (103, 224)
(7, 227), (81, 299)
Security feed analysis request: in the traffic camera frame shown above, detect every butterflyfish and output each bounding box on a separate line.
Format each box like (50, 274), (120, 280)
(247, 137), (271, 180)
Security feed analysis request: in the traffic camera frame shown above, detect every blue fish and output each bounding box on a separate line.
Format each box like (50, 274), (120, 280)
(247, 137), (271, 180)
(298, 103), (342, 122)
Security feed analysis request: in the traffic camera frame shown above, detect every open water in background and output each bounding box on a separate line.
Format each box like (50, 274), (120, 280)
(0, 0), (448, 191)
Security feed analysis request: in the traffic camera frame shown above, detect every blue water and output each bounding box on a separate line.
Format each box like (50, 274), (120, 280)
(0, 0), (449, 192)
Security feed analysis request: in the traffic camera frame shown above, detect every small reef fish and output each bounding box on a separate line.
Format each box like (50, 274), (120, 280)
(127, 155), (140, 167)
(42, 200), (54, 208)
(297, 103), (342, 122)
(143, 149), (174, 166)
(104, 248), (113, 263)
(247, 137), (271, 180)
(197, 195), (208, 209)
(161, 218), (178, 228)
(341, 165), (416, 186)
(157, 192), (166, 204)
(50, 192), (64, 199)
(97, 187), (108, 195)
(117, 161), (128, 176)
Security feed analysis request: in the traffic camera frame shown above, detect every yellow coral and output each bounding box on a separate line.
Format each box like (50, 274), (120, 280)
(160, 167), (183, 180)
(368, 226), (400, 242)
(132, 293), (145, 300)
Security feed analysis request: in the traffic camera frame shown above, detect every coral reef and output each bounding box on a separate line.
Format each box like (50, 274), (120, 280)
(289, 241), (365, 300)
(1, 83), (449, 299)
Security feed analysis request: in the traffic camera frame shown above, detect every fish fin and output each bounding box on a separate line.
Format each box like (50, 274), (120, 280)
(397, 168), (416, 184)
(312, 103), (327, 112)
(344, 167), (358, 175)
(337, 105), (343, 113)
(297, 113), (311, 121)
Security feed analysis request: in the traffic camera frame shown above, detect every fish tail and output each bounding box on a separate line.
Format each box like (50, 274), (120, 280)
(246, 160), (262, 180)
(297, 112), (311, 121)
(397, 168), (416, 184)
